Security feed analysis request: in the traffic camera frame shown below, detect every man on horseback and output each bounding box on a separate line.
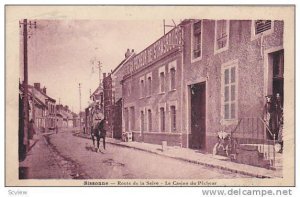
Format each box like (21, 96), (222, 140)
(91, 104), (104, 152)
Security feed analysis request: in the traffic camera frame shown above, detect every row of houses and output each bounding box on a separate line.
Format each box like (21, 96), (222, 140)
(89, 19), (284, 154)
(19, 82), (80, 133)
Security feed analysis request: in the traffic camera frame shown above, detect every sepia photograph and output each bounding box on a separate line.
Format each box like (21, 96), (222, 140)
(5, 5), (295, 187)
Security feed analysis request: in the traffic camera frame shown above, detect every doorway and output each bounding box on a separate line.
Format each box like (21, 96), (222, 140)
(266, 49), (284, 140)
(189, 82), (206, 149)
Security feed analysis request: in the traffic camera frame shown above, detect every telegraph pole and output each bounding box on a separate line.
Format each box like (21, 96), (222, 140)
(19, 19), (37, 153)
(97, 61), (102, 86)
(23, 19), (29, 151)
(79, 83), (82, 132)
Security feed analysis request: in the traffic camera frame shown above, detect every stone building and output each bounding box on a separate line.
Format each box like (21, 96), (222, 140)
(121, 19), (284, 154)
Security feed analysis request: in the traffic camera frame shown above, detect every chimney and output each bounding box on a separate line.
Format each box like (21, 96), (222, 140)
(103, 73), (106, 79)
(125, 48), (131, 58)
(34, 83), (40, 90)
(131, 49), (134, 53)
(42, 87), (47, 94)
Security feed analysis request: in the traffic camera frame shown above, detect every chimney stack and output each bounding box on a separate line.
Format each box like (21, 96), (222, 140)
(34, 83), (40, 90)
(103, 73), (106, 79)
(42, 87), (47, 94)
(125, 48), (131, 58)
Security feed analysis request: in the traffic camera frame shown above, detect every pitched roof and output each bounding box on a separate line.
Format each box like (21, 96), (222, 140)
(19, 83), (47, 108)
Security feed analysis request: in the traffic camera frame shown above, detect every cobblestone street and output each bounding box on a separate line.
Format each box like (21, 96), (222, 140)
(19, 128), (250, 179)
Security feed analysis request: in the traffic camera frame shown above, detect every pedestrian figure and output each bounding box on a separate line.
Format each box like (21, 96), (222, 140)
(275, 93), (284, 153)
(28, 119), (37, 150)
(55, 120), (59, 134)
(28, 119), (36, 140)
(264, 95), (276, 140)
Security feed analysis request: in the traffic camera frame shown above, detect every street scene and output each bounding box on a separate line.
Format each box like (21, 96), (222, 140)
(20, 127), (250, 179)
(18, 18), (285, 182)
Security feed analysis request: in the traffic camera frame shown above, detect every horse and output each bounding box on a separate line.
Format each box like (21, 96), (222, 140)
(91, 118), (106, 152)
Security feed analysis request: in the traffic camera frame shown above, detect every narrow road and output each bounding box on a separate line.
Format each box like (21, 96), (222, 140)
(45, 129), (249, 179)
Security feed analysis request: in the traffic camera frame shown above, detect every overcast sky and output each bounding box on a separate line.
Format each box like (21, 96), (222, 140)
(20, 19), (178, 113)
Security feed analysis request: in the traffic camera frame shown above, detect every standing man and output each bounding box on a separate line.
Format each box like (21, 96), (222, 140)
(55, 119), (59, 134)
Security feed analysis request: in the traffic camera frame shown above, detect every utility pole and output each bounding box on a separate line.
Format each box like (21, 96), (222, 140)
(32, 87), (35, 124)
(20, 19), (36, 152)
(23, 19), (29, 151)
(97, 61), (102, 86)
(79, 83), (82, 132)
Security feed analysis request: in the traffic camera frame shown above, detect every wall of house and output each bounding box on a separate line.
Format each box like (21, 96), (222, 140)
(122, 50), (183, 146)
(182, 20), (284, 152)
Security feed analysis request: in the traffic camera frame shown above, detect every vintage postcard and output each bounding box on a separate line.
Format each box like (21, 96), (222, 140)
(5, 5), (295, 187)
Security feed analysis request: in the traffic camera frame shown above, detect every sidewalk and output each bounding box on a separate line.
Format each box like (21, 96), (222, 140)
(19, 132), (72, 179)
(75, 133), (282, 178)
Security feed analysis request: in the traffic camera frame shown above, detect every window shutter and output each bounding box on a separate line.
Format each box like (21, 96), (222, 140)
(255, 20), (272, 34)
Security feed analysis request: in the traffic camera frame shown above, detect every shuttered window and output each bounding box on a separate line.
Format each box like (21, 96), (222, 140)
(255, 20), (272, 34)
(216, 20), (228, 50)
(193, 21), (202, 59)
(170, 68), (176, 90)
(148, 109), (152, 132)
(160, 107), (165, 132)
(140, 111), (145, 132)
(170, 105), (176, 132)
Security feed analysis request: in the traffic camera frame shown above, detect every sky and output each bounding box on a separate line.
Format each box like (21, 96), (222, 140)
(20, 19), (178, 113)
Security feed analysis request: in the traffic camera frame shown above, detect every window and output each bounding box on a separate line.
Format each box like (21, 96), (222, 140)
(222, 63), (238, 120)
(140, 79), (144, 98)
(170, 105), (176, 132)
(255, 20), (272, 34)
(147, 109), (152, 132)
(140, 110), (145, 132)
(130, 106), (135, 130)
(215, 20), (229, 53)
(160, 107), (165, 132)
(251, 20), (274, 40)
(192, 20), (202, 59)
(160, 72), (165, 93)
(146, 73), (152, 96)
(124, 108), (129, 132)
(170, 68), (176, 90)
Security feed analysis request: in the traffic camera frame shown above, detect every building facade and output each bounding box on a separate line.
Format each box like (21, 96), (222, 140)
(122, 25), (184, 146)
(20, 82), (57, 133)
(181, 19), (284, 151)
(104, 50), (135, 139)
(122, 19), (284, 153)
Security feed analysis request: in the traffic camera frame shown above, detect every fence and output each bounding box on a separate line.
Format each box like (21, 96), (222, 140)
(230, 117), (277, 167)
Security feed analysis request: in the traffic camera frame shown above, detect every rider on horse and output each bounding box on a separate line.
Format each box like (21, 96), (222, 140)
(91, 104), (104, 152)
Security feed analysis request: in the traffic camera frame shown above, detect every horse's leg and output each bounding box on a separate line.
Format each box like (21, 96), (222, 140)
(92, 133), (95, 147)
(103, 137), (106, 150)
(96, 135), (100, 152)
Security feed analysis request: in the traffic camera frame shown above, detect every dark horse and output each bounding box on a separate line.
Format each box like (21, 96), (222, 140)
(91, 118), (106, 152)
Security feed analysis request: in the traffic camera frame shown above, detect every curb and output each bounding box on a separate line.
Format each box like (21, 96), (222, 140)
(74, 133), (275, 178)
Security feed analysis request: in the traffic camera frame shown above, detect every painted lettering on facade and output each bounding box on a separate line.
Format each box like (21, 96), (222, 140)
(124, 26), (183, 76)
